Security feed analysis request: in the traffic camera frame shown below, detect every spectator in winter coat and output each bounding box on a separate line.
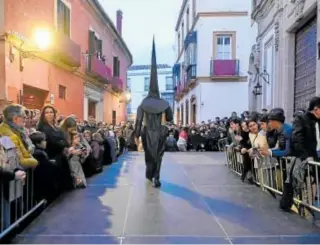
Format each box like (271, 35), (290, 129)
(165, 132), (178, 152)
(292, 96), (320, 161)
(259, 108), (292, 158)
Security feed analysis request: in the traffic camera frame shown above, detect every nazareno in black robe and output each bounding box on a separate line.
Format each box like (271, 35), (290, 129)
(134, 98), (173, 180)
(134, 37), (173, 181)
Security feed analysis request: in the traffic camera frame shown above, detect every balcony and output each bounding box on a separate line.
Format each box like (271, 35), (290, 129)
(53, 33), (81, 67)
(175, 82), (183, 101)
(186, 64), (196, 86)
(86, 56), (112, 83)
(210, 59), (240, 79)
(112, 77), (124, 93)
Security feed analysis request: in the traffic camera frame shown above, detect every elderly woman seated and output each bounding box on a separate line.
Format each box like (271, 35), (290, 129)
(0, 104), (38, 168)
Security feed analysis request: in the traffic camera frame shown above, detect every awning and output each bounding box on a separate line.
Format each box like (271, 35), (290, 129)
(184, 31), (197, 50)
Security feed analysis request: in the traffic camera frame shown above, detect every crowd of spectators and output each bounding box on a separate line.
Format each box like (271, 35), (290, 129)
(0, 104), (132, 206)
(1, 96), (320, 227)
(226, 96), (320, 212)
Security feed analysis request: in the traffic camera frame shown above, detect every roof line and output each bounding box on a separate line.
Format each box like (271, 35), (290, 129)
(90, 0), (133, 66)
(175, 0), (188, 31)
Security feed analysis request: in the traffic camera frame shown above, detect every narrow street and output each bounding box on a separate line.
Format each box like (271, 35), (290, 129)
(14, 152), (320, 244)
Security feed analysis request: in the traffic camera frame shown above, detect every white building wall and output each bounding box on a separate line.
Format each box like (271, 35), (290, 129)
(174, 0), (256, 123)
(260, 27), (275, 111)
(175, 81), (248, 123)
(195, 16), (256, 77)
(199, 81), (248, 121)
(196, 0), (250, 12)
(127, 68), (174, 116)
(176, 85), (201, 124)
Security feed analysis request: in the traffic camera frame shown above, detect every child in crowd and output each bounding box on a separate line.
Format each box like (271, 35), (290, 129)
(90, 133), (104, 173)
(29, 131), (60, 201)
(68, 132), (87, 188)
(165, 132), (178, 152)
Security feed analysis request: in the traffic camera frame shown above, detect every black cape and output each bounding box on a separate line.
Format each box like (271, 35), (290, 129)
(134, 37), (173, 180)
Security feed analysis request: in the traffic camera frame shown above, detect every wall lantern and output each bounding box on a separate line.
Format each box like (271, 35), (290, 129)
(252, 81), (262, 96)
(7, 28), (53, 72)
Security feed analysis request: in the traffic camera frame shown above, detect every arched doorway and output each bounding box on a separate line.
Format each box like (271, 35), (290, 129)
(190, 96), (196, 124)
(180, 104), (184, 125)
(185, 100), (189, 125)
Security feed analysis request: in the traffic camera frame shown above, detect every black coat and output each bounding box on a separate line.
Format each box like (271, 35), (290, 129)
(134, 103), (173, 179)
(292, 112), (320, 160)
(239, 131), (251, 149)
(33, 148), (61, 201)
(37, 123), (73, 190)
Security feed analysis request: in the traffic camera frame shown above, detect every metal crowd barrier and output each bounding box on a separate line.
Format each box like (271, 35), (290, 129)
(225, 145), (320, 219)
(218, 138), (228, 151)
(0, 169), (46, 240)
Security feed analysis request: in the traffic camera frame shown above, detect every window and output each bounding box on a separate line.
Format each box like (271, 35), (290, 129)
(178, 33), (181, 53)
(95, 37), (103, 60)
(185, 42), (197, 67)
(113, 56), (120, 77)
(57, 0), (71, 37)
(144, 77), (149, 91)
(165, 76), (173, 90)
(127, 78), (131, 89)
(161, 93), (174, 109)
(181, 22), (185, 46)
(216, 35), (232, 60)
(58, 85), (66, 99)
(88, 30), (104, 70)
(127, 103), (132, 114)
(186, 8), (190, 32)
(112, 110), (116, 126)
(192, 0), (196, 20)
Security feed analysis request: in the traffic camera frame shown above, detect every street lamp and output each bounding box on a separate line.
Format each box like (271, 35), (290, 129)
(32, 28), (53, 50)
(125, 91), (131, 102)
(119, 90), (131, 103)
(252, 81), (262, 96)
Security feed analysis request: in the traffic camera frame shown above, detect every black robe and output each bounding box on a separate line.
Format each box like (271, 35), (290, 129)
(134, 100), (173, 180)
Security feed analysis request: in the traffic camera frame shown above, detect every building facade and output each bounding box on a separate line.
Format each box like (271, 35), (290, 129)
(127, 64), (174, 121)
(173, 0), (257, 124)
(249, 0), (318, 121)
(0, 0), (132, 124)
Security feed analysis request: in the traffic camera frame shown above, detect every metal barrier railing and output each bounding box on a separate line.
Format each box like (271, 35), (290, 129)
(0, 169), (46, 240)
(218, 138), (228, 151)
(225, 145), (320, 218)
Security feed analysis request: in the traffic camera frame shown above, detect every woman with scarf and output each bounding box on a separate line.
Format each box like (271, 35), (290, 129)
(0, 104), (38, 168)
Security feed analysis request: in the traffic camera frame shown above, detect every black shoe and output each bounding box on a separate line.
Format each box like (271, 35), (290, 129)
(153, 179), (161, 188)
(240, 175), (245, 182)
(146, 177), (152, 182)
(247, 177), (254, 184)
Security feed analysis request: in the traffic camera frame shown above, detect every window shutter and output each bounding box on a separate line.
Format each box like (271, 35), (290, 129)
(113, 56), (117, 76)
(88, 30), (95, 71)
(57, 0), (64, 32)
(117, 59), (120, 77)
(97, 39), (102, 55)
(64, 7), (71, 37)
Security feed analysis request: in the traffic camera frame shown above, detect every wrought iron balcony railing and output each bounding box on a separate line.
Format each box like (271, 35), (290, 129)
(210, 59), (239, 77)
(86, 55), (112, 83)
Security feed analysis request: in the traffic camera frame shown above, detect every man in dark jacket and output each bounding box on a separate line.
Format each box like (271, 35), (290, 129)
(134, 38), (173, 188)
(260, 108), (292, 158)
(291, 97), (320, 161)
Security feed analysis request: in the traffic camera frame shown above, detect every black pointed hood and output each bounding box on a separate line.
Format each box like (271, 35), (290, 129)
(139, 37), (170, 114)
(148, 37), (160, 98)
